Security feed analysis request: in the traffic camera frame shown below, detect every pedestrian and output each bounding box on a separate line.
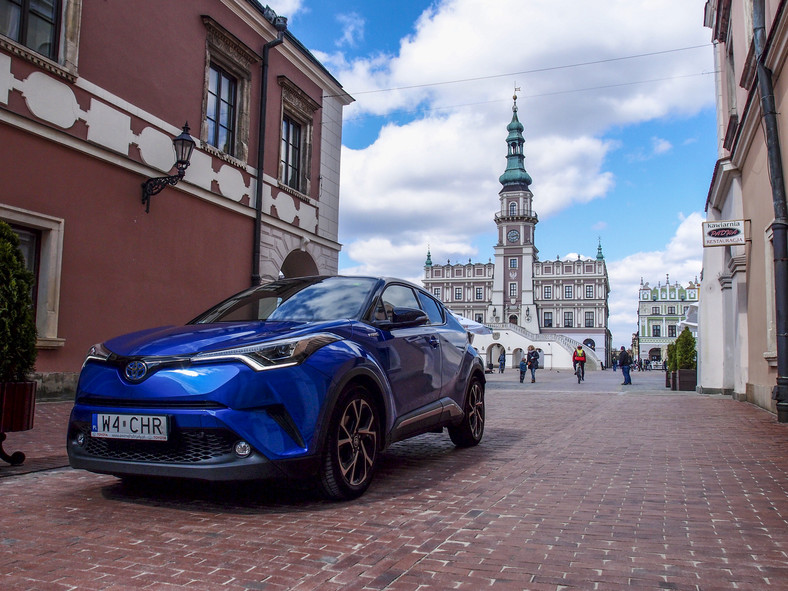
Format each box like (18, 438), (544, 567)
(572, 345), (586, 381)
(619, 346), (632, 385)
(526, 345), (539, 383)
(498, 351), (506, 373)
(519, 357), (527, 383)
(612, 357), (618, 372)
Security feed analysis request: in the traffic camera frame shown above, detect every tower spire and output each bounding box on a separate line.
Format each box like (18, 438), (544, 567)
(498, 92), (532, 189)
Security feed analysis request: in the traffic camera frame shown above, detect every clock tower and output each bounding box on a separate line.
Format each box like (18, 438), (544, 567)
(490, 93), (539, 332)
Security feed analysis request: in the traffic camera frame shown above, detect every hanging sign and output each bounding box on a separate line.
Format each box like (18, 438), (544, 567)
(702, 220), (746, 247)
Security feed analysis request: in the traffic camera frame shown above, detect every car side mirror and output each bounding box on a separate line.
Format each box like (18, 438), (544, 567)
(378, 307), (429, 329)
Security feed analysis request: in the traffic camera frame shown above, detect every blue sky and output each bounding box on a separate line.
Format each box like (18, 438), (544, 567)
(267, 0), (716, 347)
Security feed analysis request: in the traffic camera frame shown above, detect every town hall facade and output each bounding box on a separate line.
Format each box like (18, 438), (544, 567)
(423, 95), (611, 367)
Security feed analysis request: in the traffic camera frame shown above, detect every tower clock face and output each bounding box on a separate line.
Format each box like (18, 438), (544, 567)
(507, 229), (520, 242)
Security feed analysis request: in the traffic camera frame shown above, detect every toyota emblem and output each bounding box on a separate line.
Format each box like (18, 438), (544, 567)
(125, 360), (148, 381)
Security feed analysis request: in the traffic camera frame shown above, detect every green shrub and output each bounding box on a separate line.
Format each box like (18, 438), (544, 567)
(0, 220), (37, 382)
(666, 342), (677, 372)
(675, 327), (697, 370)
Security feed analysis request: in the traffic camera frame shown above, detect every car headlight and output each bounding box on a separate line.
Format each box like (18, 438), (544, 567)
(190, 333), (341, 371)
(82, 343), (113, 368)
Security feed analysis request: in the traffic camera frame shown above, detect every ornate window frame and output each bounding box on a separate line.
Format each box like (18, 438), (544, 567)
(0, 0), (82, 82)
(1, 204), (64, 348)
(201, 16), (256, 165)
(278, 75), (319, 198)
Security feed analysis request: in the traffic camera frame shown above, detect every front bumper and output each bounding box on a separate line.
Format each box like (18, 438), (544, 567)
(66, 420), (321, 481)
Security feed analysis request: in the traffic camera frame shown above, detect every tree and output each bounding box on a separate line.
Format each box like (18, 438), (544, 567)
(674, 327), (697, 370)
(666, 342), (677, 372)
(0, 220), (37, 382)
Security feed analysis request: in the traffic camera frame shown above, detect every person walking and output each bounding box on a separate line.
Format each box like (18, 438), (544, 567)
(572, 345), (586, 381)
(526, 345), (539, 383)
(612, 357), (618, 372)
(519, 357), (527, 383)
(498, 351), (506, 373)
(619, 346), (632, 385)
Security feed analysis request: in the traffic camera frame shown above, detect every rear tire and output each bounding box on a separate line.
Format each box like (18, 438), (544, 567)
(318, 384), (380, 500)
(449, 376), (485, 447)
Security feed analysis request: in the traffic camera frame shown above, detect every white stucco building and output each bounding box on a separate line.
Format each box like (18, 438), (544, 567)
(424, 95), (611, 370)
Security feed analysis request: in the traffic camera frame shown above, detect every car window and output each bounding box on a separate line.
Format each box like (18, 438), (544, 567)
(191, 277), (378, 323)
(373, 284), (420, 322)
(417, 291), (444, 325)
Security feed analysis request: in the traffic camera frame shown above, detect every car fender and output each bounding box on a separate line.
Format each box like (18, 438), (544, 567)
(305, 339), (395, 457)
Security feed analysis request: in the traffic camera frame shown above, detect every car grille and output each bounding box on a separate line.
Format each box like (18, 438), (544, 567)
(78, 396), (226, 410)
(76, 427), (236, 463)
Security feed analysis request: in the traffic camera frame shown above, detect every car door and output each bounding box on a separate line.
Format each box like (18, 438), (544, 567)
(372, 284), (442, 415)
(417, 291), (465, 401)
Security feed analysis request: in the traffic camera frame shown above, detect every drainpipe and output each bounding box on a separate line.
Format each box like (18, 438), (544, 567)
(252, 15), (288, 286)
(753, 0), (788, 421)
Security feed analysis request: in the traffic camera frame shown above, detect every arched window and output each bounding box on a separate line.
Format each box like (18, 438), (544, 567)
(508, 314), (518, 324)
(582, 338), (596, 350)
(509, 202), (517, 216)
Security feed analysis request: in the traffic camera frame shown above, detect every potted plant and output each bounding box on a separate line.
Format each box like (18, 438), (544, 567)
(665, 343), (675, 388)
(675, 327), (697, 391)
(0, 220), (38, 465)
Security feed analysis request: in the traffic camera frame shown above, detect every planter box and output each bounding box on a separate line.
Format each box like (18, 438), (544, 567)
(670, 371), (677, 391)
(677, 369), (697, 392)
(0, 381), (37, 432)
(665, 370), (671, 388)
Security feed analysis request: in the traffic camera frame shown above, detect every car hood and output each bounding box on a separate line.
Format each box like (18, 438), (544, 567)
(103, 321), (350, 357)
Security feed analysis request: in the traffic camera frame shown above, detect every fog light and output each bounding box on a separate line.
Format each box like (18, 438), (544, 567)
(234, 440), (252, 458)
(76, 432), (86, 446)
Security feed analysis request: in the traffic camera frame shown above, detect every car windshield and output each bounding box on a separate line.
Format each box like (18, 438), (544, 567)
(190, 276), (380, 324)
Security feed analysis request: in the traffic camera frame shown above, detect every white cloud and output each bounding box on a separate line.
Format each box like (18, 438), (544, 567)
(336, 13), (365, 48)
(325, 0), (712, 349)
(652, 137), (673, 155)
(263, 0), (305, 19)
(606, 212), (704, 346)
(333, 0), (712, 272)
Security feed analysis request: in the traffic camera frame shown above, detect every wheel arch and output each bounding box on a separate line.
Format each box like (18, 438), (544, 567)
(316, 366), (391, 455)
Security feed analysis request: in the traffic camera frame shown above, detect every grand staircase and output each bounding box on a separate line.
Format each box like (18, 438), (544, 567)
(486, 322), (602, 370)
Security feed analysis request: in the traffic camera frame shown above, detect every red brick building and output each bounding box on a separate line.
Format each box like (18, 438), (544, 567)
(0, 1), (352, 394)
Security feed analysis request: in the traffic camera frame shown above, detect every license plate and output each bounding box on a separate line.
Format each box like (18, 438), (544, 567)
(91, 413), (169, 441)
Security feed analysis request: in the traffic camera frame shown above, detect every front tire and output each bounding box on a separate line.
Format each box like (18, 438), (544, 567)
(318, 384), (380, 500)
(449, 376), (485, 447)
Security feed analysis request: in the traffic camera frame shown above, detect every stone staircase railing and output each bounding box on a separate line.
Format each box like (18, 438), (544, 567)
(486, 322), (601, 370)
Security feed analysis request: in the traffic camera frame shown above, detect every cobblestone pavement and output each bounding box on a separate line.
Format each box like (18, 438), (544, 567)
(2, 369), (788, 590)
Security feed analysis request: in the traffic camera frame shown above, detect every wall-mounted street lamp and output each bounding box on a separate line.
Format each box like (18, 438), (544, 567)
(141, 123), (196, 213)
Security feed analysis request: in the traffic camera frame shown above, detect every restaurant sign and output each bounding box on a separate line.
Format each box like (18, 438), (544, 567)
(702, 219), (746, 247)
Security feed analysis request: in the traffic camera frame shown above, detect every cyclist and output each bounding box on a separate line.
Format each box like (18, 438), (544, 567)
(573, 345), (586, 382)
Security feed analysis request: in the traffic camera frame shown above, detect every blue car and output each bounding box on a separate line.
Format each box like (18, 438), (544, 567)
(67, 276), (486, 499)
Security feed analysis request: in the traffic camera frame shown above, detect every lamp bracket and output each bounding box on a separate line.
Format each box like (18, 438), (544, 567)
(141, 170), (184, 213)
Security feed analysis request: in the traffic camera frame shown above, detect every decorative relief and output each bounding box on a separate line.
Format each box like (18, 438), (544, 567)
(21, 72), (81, 128)
(3, 52), (253, 205)
(279, 76), (320, 114)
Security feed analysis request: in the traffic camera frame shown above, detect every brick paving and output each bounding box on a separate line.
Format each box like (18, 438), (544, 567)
(1, 369), (788, 590)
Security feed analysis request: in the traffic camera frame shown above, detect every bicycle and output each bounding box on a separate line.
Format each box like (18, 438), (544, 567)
(574, 362), (585, 383)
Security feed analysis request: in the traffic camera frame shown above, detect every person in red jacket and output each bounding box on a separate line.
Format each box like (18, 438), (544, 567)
(573, 345), (586, 381)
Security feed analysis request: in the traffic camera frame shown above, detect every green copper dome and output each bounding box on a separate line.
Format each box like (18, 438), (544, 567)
(498, 94), (532, 189)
